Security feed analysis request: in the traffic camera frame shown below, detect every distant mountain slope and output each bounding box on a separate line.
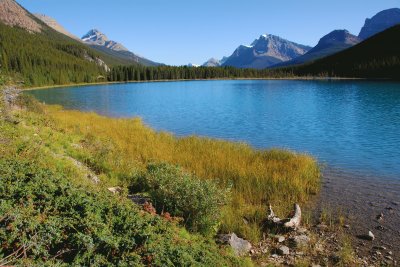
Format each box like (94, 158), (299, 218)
(34, 13), (80, 40)
(291, 25), (400, 79)
(0, 0), (41, 32)
(358, 8), (400, 40)
(82, 29), (128, 51)
(0, 0), (112, 86)
(222, 34), (311, 69)
(202, 57), (228, 67)
(81, 29), (162, 67)
(276, 30), (361, 67)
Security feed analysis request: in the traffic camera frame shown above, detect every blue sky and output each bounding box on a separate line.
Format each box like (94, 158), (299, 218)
(18, 0), (399, 66)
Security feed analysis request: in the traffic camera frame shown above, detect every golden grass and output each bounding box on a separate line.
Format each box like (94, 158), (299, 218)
(45, 105), (320, 241)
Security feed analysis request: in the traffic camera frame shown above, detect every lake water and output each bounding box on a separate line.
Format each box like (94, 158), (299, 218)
(28, 80), (400, 180)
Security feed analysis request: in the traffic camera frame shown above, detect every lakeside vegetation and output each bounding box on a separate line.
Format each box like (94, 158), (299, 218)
(2, 3), (400, 265)
(0, 74), (320, 264)
(31, 96), (319, 243)
(0, 85), (251, 266)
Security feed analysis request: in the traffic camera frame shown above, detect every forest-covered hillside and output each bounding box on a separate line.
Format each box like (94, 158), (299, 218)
(0, 22), (107, 86)
(290, 25), (400, 79)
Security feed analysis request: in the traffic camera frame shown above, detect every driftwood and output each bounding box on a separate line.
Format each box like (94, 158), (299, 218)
(267, 203), (302, 230)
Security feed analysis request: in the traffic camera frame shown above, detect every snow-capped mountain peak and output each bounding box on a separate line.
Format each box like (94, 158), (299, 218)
(81, 29), (128, 52)
(222, 33), (311, 69)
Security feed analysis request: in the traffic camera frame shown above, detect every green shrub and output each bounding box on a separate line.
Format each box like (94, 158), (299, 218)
(0, 159), (239, 266)
(133, 163), (230, 235)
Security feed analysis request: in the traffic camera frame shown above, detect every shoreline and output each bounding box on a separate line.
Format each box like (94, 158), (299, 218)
(4, 86), (398, 263)
(23, 76), (370, 91)
(318, 168), (400, 261)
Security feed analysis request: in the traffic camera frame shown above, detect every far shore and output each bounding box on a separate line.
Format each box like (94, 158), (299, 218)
(23, 76), (368, 91)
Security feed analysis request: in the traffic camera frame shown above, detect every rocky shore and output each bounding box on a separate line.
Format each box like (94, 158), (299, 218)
(318, 168), (400, 265)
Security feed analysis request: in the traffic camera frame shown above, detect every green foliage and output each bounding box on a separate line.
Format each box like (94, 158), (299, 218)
(0, 158), (240, 266)
(46, 106), (320, 242)
(108, 65), (292, 82)
(0, 22), (105, 86)
(133, 163), (230, 235)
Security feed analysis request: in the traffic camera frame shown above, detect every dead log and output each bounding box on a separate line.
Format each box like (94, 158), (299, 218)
(266, 203), (302, 230)
(267, 204), (282, 223)
(283, 204), (301, 229)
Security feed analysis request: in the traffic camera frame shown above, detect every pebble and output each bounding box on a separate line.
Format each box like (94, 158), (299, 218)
(343, 224), (351, 229)
(373, 246), (387, 250)
(277, 245), (290, 255)
(391, 201), (399, 206)
(358, 231), (375, 241)
(275, 235), (285, 243)
(376, 213), (384, 221)
(385, 255), (393, 261)
(368, 231), (375, 241)
(271, 253), (279, 259)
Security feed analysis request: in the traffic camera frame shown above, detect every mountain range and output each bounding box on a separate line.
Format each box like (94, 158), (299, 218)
(213, 8), (400, 69)
(275, 30), (361, 67)
(292, 24), (400, 79)
(202, 57), (228, 67)
(80, 29), (161, 67)
(32, 13), (161, 67)
(358, 8), (400, 40)
(1, 0), (400, 78)
(220, 34), (311, 69)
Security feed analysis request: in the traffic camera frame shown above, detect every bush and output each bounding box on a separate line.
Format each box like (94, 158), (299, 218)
(133, 163), (230, 235)
(0, 159), (239, 266)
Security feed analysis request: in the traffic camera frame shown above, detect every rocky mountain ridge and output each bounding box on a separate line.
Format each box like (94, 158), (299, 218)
(276, 30), (361, 67)
(82, 29), (129, 52)
(222, 34), (311, 69)
(0, 0), (41, 33)
(34, 13), (80, 40)
(359, 8), (400, 40)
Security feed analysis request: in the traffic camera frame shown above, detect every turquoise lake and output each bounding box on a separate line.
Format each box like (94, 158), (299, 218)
(28, 80), (400, 180)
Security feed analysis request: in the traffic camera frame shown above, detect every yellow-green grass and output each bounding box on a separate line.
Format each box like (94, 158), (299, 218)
(43, 104), (320, 241)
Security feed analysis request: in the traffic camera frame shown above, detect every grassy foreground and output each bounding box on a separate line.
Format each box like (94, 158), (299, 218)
(42, 99), (319, 242)
(1, 82), (320, 265)
(1, 87), (251, 266)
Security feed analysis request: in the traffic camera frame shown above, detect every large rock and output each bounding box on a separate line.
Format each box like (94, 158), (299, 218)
(358, 8), (400, 40)
(218, 233), (252, 256)
(277, 245), (290, 255)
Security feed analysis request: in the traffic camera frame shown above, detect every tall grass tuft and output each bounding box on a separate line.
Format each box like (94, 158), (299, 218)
(45, 105), (321, 241)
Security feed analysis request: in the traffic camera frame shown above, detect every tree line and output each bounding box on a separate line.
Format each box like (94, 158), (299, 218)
(107, 65), (292, 82)
(0, 23), (106, 86)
